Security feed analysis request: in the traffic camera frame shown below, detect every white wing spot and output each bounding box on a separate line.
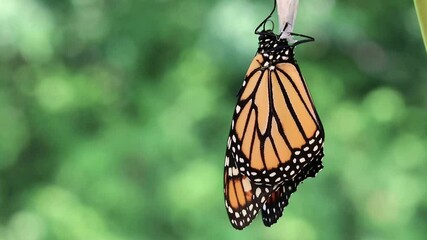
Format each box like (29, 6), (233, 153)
(255, 188), (261, 197)
(242, 177), (252, 192)
(236, 105), (241, 114)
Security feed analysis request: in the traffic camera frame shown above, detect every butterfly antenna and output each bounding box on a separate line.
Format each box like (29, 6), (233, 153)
(255, 0), (277, 34)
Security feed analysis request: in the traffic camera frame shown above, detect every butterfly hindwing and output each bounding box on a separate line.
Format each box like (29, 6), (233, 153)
(261, 181), (297, 226)
(224, 147), (276, 229)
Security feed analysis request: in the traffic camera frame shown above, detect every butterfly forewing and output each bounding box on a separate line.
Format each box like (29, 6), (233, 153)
(227, 52), (324, 186)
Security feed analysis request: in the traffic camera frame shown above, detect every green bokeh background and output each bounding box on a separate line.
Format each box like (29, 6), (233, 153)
(0, 0), (426, 239)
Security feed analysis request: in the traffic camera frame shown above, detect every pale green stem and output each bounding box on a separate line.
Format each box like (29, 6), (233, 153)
(414, 0), (427, 53)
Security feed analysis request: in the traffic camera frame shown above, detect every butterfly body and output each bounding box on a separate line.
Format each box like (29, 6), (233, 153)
(224, 29), (325, 230)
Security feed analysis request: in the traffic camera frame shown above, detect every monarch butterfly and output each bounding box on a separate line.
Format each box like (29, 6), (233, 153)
(224, 2), (324, 230)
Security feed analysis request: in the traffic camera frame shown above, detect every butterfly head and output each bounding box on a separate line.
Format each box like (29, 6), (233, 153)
(257, 31), (294, 64)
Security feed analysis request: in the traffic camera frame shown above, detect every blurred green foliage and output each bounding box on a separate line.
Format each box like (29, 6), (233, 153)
(0, 0), (426, 239)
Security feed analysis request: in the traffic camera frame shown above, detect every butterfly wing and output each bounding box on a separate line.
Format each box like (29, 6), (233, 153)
(224, 147), (276, 229)
(261, 151), (324, 227)
(228, 53), (324, 185)
(261, 181), (296, 226)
